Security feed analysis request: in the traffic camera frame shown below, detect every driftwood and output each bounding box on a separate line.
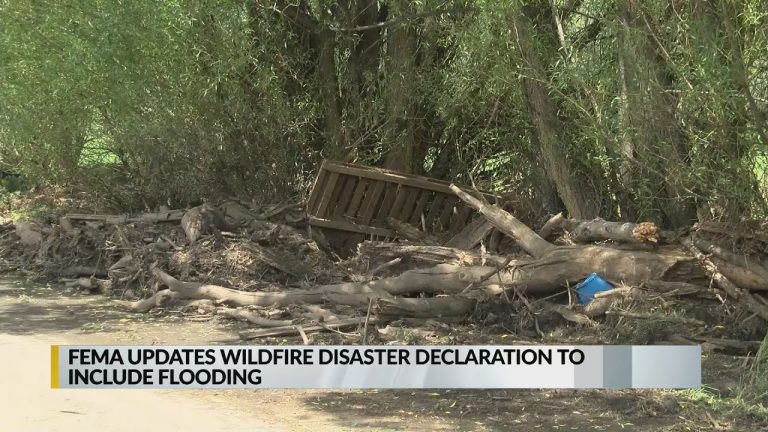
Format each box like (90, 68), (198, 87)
(682, 238), (768, 321)
(217, 308), (293, 327)
(693, 236), (768, 291)
(239, 317), (379, 340)
(114, 289), (182, 313)
(450, 184), (706, 289)
(66, 210), (185, 225)
(539, 212), (660, 244)
(450, 185), (553, 258)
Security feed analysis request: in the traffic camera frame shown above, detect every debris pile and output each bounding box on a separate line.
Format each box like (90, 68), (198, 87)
(1, 184), (767, 350)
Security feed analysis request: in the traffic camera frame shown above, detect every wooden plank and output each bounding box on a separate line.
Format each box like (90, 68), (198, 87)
(334, 176), (358, 217)
(308, 216), (395, 237)
(326, 173), (349, 216)
(398, 188), (420, 221)
(387, 186), (409, 219)
(444, 218), (494, 249)
(359, 181), (386, 225)
(314, 172), (339, 218)
(324, 160), (498, 201)
(377, 183), (398, 222)
(306, 166), (329, 215)
(345, 178), (370, 219)
(408, 190), (431, 226)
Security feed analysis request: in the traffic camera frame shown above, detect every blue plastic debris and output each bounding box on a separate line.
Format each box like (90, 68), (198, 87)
(575, 273), (613, 304)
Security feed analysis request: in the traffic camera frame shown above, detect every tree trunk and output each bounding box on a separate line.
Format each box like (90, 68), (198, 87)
(383, 0), (418, 172)
(511, 4), (602, 219)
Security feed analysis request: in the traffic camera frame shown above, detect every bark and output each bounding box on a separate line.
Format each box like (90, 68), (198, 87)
(511, 3), (602, 219)
(114, 289), (182, 313)
(682, 238), (768, 321)
(317, 28), (345, 157)
(693, 237), (768, 291)
(383, 0), (418, 172)
(617, 0), (697, 227)
(539, 213), (661, 244)
(65, 210), (185, 224)
(450, 184), (553, 257)
(152, 267), (391, 308)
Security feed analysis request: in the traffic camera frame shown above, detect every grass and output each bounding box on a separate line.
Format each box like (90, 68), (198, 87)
(737, 332), (768, 405)
(676, 334), (768, 423)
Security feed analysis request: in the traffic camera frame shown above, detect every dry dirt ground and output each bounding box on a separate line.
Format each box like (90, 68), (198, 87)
(0, 277), (765, 432)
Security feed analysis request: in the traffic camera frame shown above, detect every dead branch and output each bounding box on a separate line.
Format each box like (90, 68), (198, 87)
(239, 317), (378, 340)
(450, 184), (553, 257)
(217, 308), (293, 327)
(682, 238), (768, 321)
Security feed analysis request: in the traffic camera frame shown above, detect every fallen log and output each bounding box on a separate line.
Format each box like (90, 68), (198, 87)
(152, 267), (391, 309)
(66, 210), (185, 224)
(682, 238), (768, 321)
(450, 184), (707, 289)
(450, 185), (552, 258)
(538, 212), (660, 244)
(693, 237), (768, 291)
(114, 289), (182, 313)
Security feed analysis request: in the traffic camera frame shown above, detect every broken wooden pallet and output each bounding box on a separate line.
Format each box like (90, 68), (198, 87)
(306, 160), (500, 250)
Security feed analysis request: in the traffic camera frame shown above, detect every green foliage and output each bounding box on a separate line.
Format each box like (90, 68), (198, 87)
(0, 0), (766, 221)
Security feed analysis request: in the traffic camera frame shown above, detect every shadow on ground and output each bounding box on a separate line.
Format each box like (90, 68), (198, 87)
(0, 276), (241, 344)
(296, 388), (681, 431)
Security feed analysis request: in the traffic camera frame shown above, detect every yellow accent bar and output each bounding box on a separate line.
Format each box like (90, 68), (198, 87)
(51, 345), (59, 388)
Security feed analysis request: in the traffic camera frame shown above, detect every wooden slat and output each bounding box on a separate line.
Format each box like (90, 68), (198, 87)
(359, 182), (386, 225)
(445, 218), (494, 249)
(314, 172), (339, 218)
(408, 190), (431, 226)
(398, 188), (420, 221)
(323, 160), (498, 201)
(326, 174), (349, 216)
(345, 178), (369, 219)
(333, 176), (358, 217)
(377, 183), (398, 222)
(387, 186), (409, 219)
(306, 166), (329, 215)
(308, 216), (395, 237)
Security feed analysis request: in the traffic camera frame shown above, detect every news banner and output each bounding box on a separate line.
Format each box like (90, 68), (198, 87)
(51, 345), (700, 389)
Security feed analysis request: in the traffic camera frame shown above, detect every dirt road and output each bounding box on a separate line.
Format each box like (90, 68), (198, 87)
(0, 277), (760, 431)
(0, 332), (280, 431)
(0, 278), (279, 432)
